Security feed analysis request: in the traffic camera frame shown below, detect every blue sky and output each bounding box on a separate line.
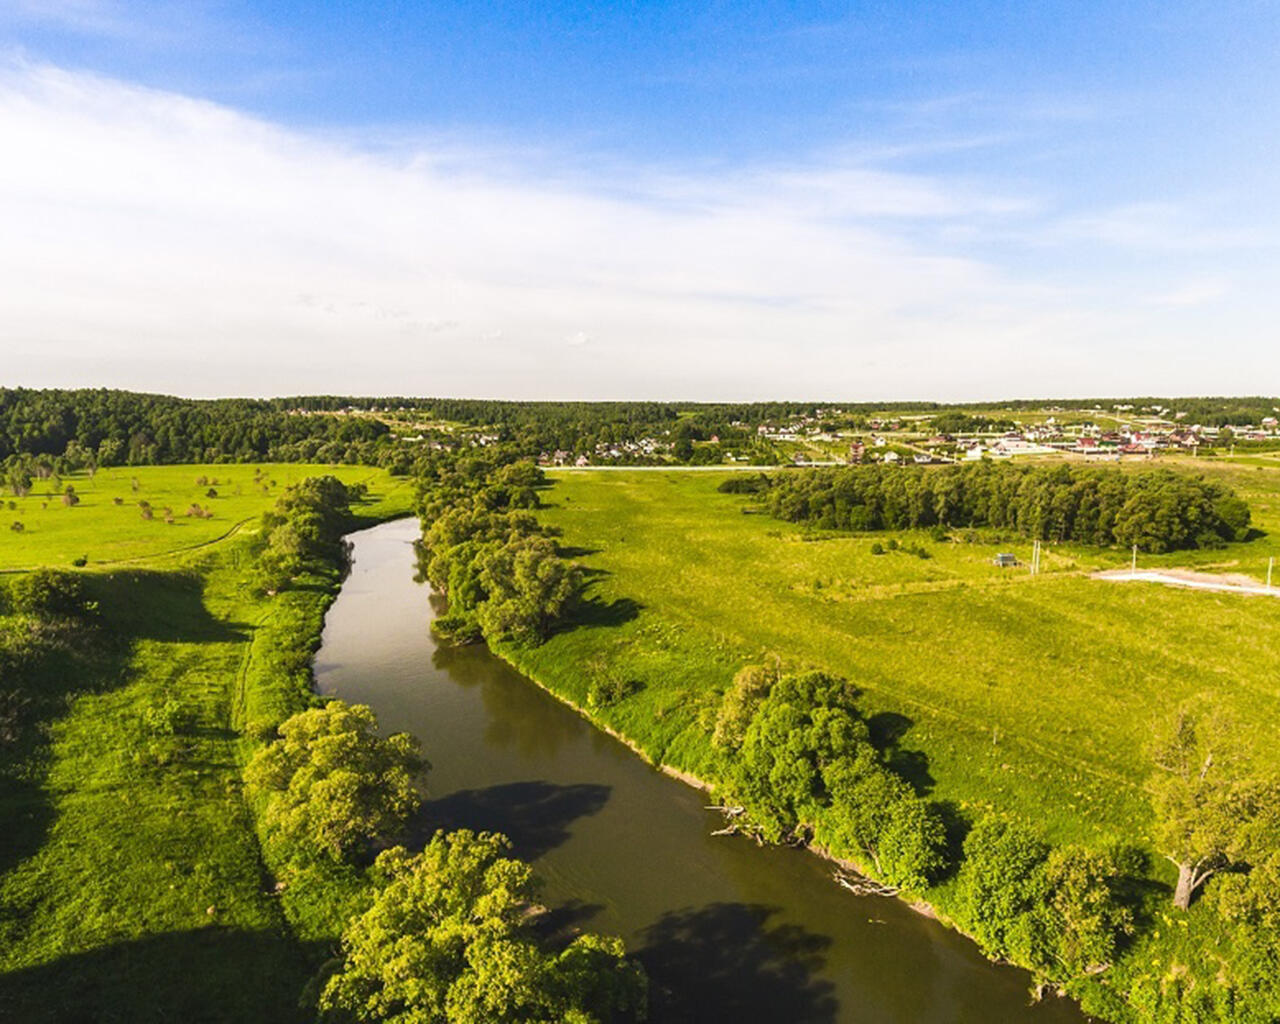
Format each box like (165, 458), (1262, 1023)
(0, 1), (1277, 399)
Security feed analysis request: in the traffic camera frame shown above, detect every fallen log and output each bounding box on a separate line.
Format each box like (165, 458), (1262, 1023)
(833, 869), (899, 898)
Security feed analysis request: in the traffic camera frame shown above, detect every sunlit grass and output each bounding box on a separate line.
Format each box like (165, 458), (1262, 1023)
(0, 469), (413, 1020)
(0, 464), (415, 570)
(507, 464), (1280, 848)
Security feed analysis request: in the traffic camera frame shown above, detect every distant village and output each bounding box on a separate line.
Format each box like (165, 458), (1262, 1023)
(531, 405), (1280, 468)
(315, 401), (1280, 468)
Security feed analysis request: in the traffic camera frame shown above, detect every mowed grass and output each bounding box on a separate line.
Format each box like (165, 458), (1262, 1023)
(0, 467), (413, 1022)
(507, 463), (1280, 850)
(0, 463), (415, 570)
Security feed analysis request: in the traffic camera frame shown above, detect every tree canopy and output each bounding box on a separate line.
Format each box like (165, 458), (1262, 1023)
(245, 701), (426, 862)
(318, 830), (646, 1024)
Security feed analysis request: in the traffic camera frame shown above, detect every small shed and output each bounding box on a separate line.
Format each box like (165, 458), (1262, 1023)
(993, 553), (1019, 568)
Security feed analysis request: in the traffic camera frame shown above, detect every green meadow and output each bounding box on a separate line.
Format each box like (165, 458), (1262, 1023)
(506, 459), (1280, 849)
(1, 463), (415, 570)
(0, 466), (412, 1022)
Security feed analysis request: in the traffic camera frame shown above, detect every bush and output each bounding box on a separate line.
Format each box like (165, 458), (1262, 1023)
(586, 676), (642, 709)
(9, 568), (90, 619)
(430, 613), (483, 646)
(142, 694), (190, 736)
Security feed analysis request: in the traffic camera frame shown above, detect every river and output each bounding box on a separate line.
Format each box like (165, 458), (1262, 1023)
(313, 518), (1090, 1024)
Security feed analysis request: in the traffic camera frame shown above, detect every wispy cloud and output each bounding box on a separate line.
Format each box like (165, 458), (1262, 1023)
(0, 60), (1274, 400)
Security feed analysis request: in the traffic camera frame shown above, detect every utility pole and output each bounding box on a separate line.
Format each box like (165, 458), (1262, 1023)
(1131, 544), (1138, 574)
(1269, 556), (1275, 592)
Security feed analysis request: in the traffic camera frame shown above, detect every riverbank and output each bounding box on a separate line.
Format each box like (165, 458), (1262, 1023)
(0, 472), (413, 1022)
(486, 638), (1015, 962)
(318, 517), (1090, 1024)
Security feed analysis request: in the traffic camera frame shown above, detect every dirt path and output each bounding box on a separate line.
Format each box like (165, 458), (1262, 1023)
(1093, 567), (1279, 597)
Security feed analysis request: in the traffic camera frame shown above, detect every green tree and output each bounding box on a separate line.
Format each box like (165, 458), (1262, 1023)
(1149, 707), (1255, 909)
(318, 831), (646, 1024)
(711, 659), (780, 750)
(475, 535), (580, 644)
(245, 701), (425, 862)
(729, 671), (867, 841)
(1028, 846), (1134, 976)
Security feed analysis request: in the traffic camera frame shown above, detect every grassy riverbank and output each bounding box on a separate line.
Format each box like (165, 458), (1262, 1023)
(512, 461), (1280, 844)
(488, 459), (1280, 1020)
(0, 467), (411, 1022)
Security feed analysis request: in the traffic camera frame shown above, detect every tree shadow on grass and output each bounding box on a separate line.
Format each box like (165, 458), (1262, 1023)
(866, 710), (935, 796)
(0, 927), (317, 1024)
(555, 545), (602, 559)
(556, 594), (642, 634)
(0, 776), (53, 876)
(87, 570), (245, 644)
(412, 780), (612, 861)
(1, 566), (247, 885)
(638, 903), (837, 1024)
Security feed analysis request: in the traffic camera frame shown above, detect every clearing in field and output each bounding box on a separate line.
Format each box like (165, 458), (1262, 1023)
(513, 461), (1280, 848)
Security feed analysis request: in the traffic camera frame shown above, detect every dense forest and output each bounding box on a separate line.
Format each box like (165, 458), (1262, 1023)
(0, 389), (391, 466)
(758, 463), (1253, 552)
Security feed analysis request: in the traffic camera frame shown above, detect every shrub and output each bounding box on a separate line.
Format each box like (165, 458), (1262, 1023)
(142, 694), (190, 736)
(430, 613), (483, 646)
(9, 568), (90, 619)
(586, 676), (642, 709)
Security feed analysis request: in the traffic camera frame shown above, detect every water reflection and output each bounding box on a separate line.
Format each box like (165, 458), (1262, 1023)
(431, 642), (586, 758)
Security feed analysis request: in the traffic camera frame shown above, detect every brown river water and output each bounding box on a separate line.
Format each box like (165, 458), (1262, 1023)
(313, 518), (1091, 1024)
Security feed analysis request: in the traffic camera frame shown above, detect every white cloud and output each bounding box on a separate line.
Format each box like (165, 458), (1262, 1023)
(0, 60), (1275, 401)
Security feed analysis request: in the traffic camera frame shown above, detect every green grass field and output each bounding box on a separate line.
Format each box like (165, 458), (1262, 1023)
(505, 459), (1280, 850)
(0, 466), (412, 1022)
(0, 464), (415, 570)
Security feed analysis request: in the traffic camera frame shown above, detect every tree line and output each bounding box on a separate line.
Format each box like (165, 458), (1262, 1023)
(238, 476), (645, 1022)
(415, 456), (582, 647)
(0, 388), (391, 467)
(706, 660), (1279, 1019)
(758, 462), (1253, 552)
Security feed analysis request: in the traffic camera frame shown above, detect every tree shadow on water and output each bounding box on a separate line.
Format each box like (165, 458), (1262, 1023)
(638, 903), (837, 1024)
(413, 780), (611, 860)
